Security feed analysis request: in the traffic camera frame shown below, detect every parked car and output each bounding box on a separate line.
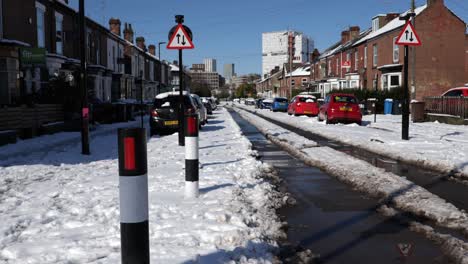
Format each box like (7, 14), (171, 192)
(261, 98), (273, 109)
(318, 93), (362, 125)
(233, 98), (240, 103)
(287, 95), (319, 116)
(245, 98), (256, 105)
(202, 97), (217, 111)
(441, 87), (468, 97)
(150, 91), (198, 136)
(191, 94), (208, 126)
(255, 99), (263, 109)
(270, 97), (289, 112)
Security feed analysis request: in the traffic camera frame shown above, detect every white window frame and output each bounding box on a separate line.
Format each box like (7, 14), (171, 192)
(364, 46), (368, 68)
(328, 60), (331, 76)
(0, 0), (4, 39)
(55, 12), (63, 55)
(372, 18), (379, 32)
(354, 51), (358, 71)
(373, 44), (378, 67)
(381, 73), (402, 90)
(346, 53), (351, 73)
(393, 36), (399, 63)
(301, 78), (307, 86)
(336, 58), (339, 75)
(36, 2), (46, 48)
(291, 79), (295, 86)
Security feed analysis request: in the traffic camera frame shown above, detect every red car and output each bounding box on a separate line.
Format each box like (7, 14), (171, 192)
(441, 87), (468, 97)
(318, 93), (362, 125)
(287, 95), (319, 116)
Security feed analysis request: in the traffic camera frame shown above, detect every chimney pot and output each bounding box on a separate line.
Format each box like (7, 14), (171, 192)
(109, 18), (121, 36)
(148, 45), (156, 56)
(123, 22), (134, 43)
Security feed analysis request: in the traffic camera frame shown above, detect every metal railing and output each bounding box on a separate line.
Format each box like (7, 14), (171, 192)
(424, 96), (468, 119)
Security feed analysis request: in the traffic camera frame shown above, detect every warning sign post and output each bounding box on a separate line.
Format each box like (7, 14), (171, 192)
(167, 15), (194, 146)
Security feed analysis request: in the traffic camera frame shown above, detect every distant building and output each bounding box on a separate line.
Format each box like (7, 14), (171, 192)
(191, 63), (205, 72)
(190, 71), (222, 91)
(204, 58), (217, 72)
(223, 63), (235, 83)
(262, 30), (314, 79)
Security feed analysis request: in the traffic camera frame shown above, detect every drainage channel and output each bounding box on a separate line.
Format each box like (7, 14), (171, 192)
(239, 107), (468, 213)
(229, 110), (451, 264)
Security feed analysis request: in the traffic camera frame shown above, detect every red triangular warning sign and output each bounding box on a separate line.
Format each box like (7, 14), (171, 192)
(397, 243), (414, 257)
(396, 21), (421, 46)
(167, 24), (194, 50)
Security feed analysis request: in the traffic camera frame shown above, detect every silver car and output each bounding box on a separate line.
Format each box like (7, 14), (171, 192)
(191, 94), (208, 126)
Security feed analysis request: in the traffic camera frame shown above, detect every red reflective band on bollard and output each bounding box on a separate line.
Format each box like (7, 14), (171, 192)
(124, 137), (136, 170)
(187, 116), (197, 135)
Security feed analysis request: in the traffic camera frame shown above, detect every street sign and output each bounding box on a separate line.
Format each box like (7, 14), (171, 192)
(396, 21), (421, 46)
(20, 48), (46, 67)
(167, 24), (194, 50)
(342, 61), (351, 68)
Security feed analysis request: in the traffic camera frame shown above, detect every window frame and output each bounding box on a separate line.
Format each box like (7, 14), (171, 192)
(393, 36), (399, 63)
(55, 12), (64, 55)
(373, 44), (378, 67)
(354, 50), (358, 71)
(364, 46), (368, 68)
(36, 2), (46, 48)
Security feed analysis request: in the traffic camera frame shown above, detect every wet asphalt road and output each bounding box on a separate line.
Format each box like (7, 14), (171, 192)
(240, 107), (468, 214)
(229, 109), (451, 264)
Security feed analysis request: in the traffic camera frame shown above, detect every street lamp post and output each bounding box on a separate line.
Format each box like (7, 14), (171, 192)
(158, 41), (166, 94)
(79, 0), (90, 155)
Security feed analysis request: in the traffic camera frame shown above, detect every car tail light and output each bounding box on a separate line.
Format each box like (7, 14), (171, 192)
(297, 103), (301, 106)
(151, 110), (158, 117)
(185, 107), (195, 115)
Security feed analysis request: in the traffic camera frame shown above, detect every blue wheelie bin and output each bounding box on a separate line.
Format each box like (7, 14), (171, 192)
(384, 99), (393, 115)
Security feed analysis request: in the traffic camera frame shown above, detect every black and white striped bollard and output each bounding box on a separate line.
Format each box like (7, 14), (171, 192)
(118, 127), (150, 264)
(185, 114), (199, 198)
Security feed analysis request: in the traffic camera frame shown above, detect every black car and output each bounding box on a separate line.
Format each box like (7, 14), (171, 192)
(150, 92), (198, 136)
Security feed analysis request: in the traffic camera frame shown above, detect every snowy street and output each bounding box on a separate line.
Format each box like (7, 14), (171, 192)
(0, 108), (284, 263)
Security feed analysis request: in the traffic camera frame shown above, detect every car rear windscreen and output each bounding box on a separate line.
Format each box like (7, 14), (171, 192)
(299, 97), (316, 103)
(154, 96), (192, 108)
(333, 96), (357, 103)
(275, 98), (288, 103)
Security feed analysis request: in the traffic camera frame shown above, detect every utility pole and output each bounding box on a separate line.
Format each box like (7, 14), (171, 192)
(176, 15), (185, 146)
(289, 31), (293, 99)
(79, 0), (90, 155)
(158, 41), (166, 94)
(410, 0), (416, 100)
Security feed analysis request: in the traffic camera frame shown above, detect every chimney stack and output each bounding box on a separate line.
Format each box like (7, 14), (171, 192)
(123, 23), (134, 43)
(136, 37), (146, 51)
(109, 18), (121, 36)
(341, 30), (350, 45)
(349, 26), (360, 40)
(148, 45), (156, 56)
(428, 0), (444, 6)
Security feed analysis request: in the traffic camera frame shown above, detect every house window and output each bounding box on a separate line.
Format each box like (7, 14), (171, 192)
(372, 18), (379, 32)
(364, 46), (368, 68)
(55, 12), (63, 55)
(393, 36), (399, 63)
(328, 60), (331, 76)
(0, 0), (4, 38)
(381, 73), (401, 90)
(346, 53), (351, 73)
(336, 58), (339, 75)
(302, 78), (307, 86)
(373, 44), (378, 67)
(291, 79), (295, 86)
(354, 51), (358, 71)
(36, 2), (46, 48)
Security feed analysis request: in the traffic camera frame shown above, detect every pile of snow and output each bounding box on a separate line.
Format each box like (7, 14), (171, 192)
(233, 107), (468, 239)
(235, 104), (468, 179)
(0, 108), (285, 263)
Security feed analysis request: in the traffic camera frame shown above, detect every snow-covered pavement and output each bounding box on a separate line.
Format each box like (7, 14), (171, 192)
(0, 108), (284, 263)
(235, 104), (468, 178)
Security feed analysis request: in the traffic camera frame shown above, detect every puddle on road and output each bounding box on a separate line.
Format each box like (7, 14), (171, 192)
(229, 110), (452, 264)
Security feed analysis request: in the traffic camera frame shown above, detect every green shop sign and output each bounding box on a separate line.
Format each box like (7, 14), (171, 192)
(20, 48), (46, 66)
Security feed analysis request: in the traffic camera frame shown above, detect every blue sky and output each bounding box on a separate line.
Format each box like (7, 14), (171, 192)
(69, 0), (467, 76)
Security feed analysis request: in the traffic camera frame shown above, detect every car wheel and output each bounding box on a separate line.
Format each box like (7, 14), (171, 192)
(325, 113), (331, 124)
(317, 114), (322, 122)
